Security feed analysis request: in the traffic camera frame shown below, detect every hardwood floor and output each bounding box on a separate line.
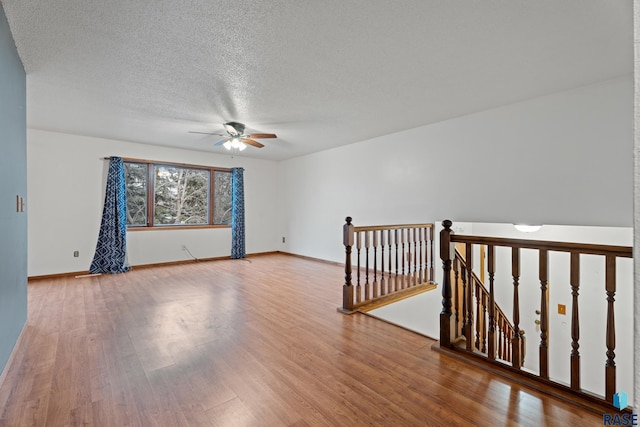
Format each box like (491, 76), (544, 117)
(0, 254), (603, 426)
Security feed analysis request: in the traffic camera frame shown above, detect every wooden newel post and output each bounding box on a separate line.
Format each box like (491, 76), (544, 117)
(440, 220), (455, 347)
(341, 217), (355, 313)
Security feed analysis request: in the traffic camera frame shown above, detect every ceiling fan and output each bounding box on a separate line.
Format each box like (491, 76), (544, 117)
(189, 121), (277, 151)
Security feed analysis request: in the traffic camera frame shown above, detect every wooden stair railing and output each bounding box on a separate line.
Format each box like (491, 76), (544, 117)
(453, 248), (525, 366)
(439, 219), (633, 410)
(339, 217), (436, 314)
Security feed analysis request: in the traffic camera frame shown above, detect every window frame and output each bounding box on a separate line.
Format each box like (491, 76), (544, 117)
(122, 157), (232, 231)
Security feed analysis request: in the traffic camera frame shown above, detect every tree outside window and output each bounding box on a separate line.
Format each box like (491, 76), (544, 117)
(124, 162), (148, 226)
(213, 170), (232, 224)
(123, 161), (232, 228)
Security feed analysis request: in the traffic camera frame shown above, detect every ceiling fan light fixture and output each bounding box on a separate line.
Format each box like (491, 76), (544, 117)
(223, 138), (247, 151)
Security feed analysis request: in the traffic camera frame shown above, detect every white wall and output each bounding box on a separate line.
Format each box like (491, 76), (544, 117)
(27, 129), (279, 276)
(277, 76), (633, 264)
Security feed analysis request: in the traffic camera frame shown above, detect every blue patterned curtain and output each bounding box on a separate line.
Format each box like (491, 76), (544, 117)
(90, 157), (130, 273)
(231, 167), (245, 259)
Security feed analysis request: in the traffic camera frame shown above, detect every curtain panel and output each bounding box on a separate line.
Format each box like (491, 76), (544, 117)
(231, 167), (245, 259)
(90, 157), (130, 274)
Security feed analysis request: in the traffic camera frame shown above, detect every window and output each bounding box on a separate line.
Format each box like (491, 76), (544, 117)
(123, 160), (232, 228)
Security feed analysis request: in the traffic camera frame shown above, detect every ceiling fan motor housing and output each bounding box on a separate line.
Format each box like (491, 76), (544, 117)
(224, 121), (245, 135)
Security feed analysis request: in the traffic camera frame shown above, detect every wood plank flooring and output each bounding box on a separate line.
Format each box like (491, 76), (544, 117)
(0, 254), (603, 426)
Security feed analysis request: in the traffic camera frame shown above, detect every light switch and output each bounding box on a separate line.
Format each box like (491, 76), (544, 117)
(558, 304), (566, 315)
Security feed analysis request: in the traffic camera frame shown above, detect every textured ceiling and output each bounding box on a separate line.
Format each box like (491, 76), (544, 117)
(1, 0), (633, 161)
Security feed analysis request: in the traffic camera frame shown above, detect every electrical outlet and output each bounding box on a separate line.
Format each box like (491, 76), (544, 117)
(73, 251), (79, 257)
(282, 237), (285, 243)
(558, 304), (566, 315)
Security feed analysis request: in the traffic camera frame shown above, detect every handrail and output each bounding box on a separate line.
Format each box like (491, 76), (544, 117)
(454, 249), (524, 366)
(456, 251), (511, 338)
(354, 223), (434, 232)
(451, 234), (632, 258)
(440, 219), (632, 408)
(340, 217), (436, 313)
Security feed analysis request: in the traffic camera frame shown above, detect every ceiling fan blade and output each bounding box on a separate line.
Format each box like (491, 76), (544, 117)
(241, 138), (264, 148)
(247, 133), (277, 139)
(189, 131), (226, 136)
(214, 138), (230, 146)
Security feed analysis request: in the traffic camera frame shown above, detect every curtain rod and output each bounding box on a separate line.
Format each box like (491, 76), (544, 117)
(101, 156), (233, 172)
(101, 157), (138, 161)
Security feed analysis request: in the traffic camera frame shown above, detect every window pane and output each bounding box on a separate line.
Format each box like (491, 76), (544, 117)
(154, 166), (210, 225)
(214, 171), (232, 224)
(124, 162), (148, 226)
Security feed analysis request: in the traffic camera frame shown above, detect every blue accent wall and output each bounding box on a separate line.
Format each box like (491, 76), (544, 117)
(0, 5), (27, 377)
